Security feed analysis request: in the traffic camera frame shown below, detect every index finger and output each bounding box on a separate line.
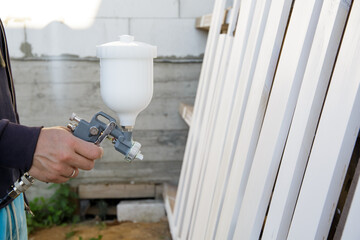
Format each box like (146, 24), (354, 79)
(69, 153), (96, 171)
(72, 136), (104, 160)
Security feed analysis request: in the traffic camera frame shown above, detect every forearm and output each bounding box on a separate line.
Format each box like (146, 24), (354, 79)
(0, 119), (42, 171)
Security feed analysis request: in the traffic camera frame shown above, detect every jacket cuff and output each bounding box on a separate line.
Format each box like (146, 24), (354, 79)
(0, 121), (42, 171)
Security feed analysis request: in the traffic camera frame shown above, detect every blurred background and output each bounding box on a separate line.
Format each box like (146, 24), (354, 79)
(0, 0), (215, 199)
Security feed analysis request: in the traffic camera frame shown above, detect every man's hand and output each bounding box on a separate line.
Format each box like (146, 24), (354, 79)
(29, 126), (103, 183)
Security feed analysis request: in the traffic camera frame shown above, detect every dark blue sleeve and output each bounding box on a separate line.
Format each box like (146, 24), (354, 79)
(0, 119), (42, 171)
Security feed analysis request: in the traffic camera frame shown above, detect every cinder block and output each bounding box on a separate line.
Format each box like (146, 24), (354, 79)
(2, 0), (212, 59)
(0, 0), (103, 25)
(117, 200), (166, 222)
(180, 0), (216, 18)
(1, 21), (26, 58)
(131, 19), (208, 57)
(154, 62), (202, 82)
(4, 19), (128, 58)
(96, 0), (179, 18)
(26, 19), (129, 58)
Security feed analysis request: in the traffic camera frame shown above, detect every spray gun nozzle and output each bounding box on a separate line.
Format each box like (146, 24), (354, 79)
(136, 153), (144, 161)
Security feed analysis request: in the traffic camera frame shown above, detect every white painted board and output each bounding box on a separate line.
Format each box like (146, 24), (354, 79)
(214, 0), (294, 238)
(189, 0), (264, 238)
(173, 0), (227, 235)
(262, 0), (351, 239)
(233, 0), (324, 238)
(188, 35), (234, 239)
(187, 3), (241, 239)
(183, 32), (230, 239)
(288, 0), (360, 238)
(178, 34), (227, 240)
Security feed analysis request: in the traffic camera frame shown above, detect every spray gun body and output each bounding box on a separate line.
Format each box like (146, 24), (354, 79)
(68, 111), (143, 162)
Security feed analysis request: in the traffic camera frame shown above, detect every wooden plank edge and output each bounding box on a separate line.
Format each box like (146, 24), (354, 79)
(195, 8), (231, 33)
(333, 136), (360, 239)
(163, 183), (178, 240)
(179, 102), (194, 126)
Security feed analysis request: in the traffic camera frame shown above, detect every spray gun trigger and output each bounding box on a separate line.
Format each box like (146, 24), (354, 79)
(94, 121), (116, 146)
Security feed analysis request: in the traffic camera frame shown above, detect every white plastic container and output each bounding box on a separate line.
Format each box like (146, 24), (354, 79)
(96, 35), (157, 127)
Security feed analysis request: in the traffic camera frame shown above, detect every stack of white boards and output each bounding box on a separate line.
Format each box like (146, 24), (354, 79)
(165, 0), (360, 239)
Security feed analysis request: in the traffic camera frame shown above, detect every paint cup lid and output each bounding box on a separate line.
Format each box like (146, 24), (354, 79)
(96, 35), (157, 59)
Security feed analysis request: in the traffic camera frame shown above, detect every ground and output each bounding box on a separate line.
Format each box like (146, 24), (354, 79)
(28, 219), (172, 240)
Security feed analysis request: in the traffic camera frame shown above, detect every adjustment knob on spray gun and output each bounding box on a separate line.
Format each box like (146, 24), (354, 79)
(67, 111), (144, 162)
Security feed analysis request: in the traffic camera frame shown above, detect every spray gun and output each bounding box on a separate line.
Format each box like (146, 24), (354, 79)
(0, 35), (156, 208)
(82, 34), (156, 161)
(67, 35), (156, 161)
(67, 111), (143, 161)
(71, 34), (157, 161)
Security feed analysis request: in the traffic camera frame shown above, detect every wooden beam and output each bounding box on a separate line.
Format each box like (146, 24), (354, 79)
(195, 9), (230, 33)
(73, 161), (182, 184)
(78, 183), (155, 199)
(178, 103), (193, 126)
(163, 183), (177, 213)
(163, 183), (178, 239)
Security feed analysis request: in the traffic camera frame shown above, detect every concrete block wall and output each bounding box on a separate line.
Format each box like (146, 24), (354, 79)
(1, 0), (215, 58)
(0, 0), (215, 199)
